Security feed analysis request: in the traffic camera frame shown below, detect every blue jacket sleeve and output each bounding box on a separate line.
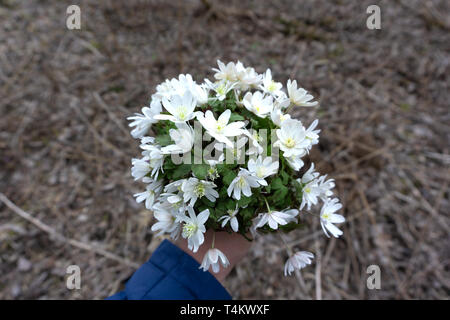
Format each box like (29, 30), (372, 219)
(106, 240), (231, 300)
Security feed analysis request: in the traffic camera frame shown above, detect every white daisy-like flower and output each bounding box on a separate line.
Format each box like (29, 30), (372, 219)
(180, 206), (210, 252)
(164, 179), (186, 194)
(285, 153), (305, 171)
(131, 157), (152, 181)
(218, 205), (239, 232)
(227, 168), (266, 200)
(255, 208), (298, 230)
(158, 192), (185, 213)
(300, 163), (320, 184)
(151, 202), (182, 239)
(284, 251), (314, 276)
(317, 175), (335, 200)
(212, 60), (240, 82)
(259, 69), (283, 97)
(181, 177), (219, 206)
(161, 122), (195, 154)
(234, 62), (263, 90)
(196, 109), (246, 148)
(305, 119), (320, 149)
(199, 248), (230, 273)
(299, 180), (321, 210)
(154, 91), (197, 123)
(133, 178), (163, 210)
(274, 119), (310, 157)
(243, 129), (264, 155)
(204, 79), (236, 101)
(286, 79), (318, 107)
(247, 156), (279, 182)
(320, 198), (345, 238)
(154, 74), (207, 106)
(270, 107), (291, 127)
(242, 91), (274, 118)
(139, 143), (164, 179)
(127, 100), (162, 139)
(214, 136), (248, 164)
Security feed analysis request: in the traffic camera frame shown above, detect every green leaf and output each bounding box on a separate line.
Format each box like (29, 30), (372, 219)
(229, 113), (245, 122)
(171, 164), (191, 179)
(270, 177), (284, 190)
(223, 170), (237, 186)
(192, 164), (209, 180)
(155, 134), (172, 147)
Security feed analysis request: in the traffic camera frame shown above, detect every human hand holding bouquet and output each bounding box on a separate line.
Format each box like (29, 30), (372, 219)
(128, 60), (345, 279)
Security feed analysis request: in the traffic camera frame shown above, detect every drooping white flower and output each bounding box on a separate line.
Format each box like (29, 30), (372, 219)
(320, 198), (345, 238)
(161, 122), (195, 154)
(180, 206), (210, 252)
(151, 202), (182, 239)
(227, 168), (266, 200)
(286, 79), (318, 107)
(247, 156), (279, 182)
(204, 79), (236, 101)
(199, 248), (230, 273)
(196, 109), (246, 148)
(127, 100), (162, 138)
(284, 251), (314, 276)
(242, 91), (274, 118)
(255, 208), (298, 230)
(218, 205), (239, 232)
(274, 119), (310, 157)
(133, 178), (163, 210)
(243, 129), (264, 155)
(154, 91), (197, 123)
(181, 178), (219, 206)
(259, 69), (284, 97)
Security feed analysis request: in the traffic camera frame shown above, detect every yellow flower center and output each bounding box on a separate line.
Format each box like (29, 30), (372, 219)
(182, 223), (197, 238)
(285, 137), (296, 148)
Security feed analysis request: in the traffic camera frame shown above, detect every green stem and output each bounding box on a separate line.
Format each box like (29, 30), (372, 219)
(264, 198), (271, 213)
(211, 231), (216, 249)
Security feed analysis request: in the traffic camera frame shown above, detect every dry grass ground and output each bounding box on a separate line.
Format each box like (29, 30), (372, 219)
(0, 0), (449, 299)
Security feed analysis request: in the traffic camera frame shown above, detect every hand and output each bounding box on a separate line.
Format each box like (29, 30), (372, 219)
(174, 229), (252, 284)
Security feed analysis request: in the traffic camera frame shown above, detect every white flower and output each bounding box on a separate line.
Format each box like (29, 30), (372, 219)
(151, 202), (182, 239)
(300, 163), (320, 184)
(133, 178), (163, 210)
(181, 178), (219, 206)
(158, 192), (185, 213)
(286, 79), (318, 107)
(242, 91), (274, 118)
(196, 109), (246, 148)
(180, 206), (210, 252)
(285, 153), (305, 171)
(320, 198), (345, 238)
(161, 122), (195, 154)
(234, 62), (262, 90)
(270, 107), (291, 127)
(247, 156), (279, 182)
(300, 180), (321, 210)
(243, 129), (264, 155)
(164, 179), (186, 194)
(154, 74), (207, 106)
(138, 142), (164, 179)
(227, 168), (265, 200)
(199, 248), (230, 273)
(154, 91), (197, 123)
(284, 251), (314, 276)
(318, 175), (335, 200)
(213, 60), (239, 82)
(214, 136), (248, 164)
(259, 69), (283, 97)
(218, 205), (239, 232)
(305, 119), (320, 149)
(127, 100), (162, 138)
(274, 119), (310, 157)
(205, 79), (236, 101)
(255, 208), (298, 230)
(131, 157), (151, 181)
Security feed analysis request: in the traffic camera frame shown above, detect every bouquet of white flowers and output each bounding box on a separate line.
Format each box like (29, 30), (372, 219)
(128, 60), (345, 276)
